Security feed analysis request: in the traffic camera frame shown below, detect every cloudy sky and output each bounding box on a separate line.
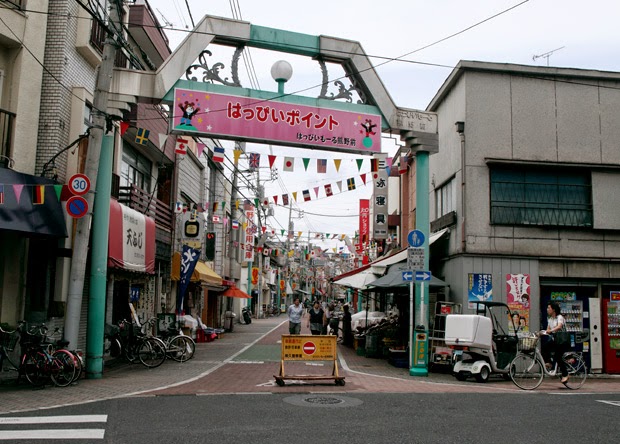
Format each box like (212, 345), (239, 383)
(146, 0), (620, 250)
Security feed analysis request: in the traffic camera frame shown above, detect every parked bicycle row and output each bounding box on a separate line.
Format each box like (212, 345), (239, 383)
(0, 321), (84, 388)
(103, 317), (196, 368)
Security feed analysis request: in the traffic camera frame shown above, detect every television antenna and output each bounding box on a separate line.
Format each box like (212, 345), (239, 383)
(532, 46), (565, 66)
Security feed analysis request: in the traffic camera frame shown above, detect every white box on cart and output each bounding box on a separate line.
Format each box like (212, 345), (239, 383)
(444, 315), (492, 349)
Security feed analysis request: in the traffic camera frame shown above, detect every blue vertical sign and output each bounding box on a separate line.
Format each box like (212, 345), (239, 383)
(130, 286), (140, 302)
(178, 244), (200, 314)
(468, 273), (493, 309)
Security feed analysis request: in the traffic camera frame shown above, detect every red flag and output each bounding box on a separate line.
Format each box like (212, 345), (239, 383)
(268, 155), (277, 168)
(120, 121), (129, 136)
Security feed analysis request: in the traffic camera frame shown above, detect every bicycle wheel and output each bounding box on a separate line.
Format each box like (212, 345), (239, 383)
(50, 350), (77, 387)
(23, 352), (46, 387)
(103, 337), (122, 359)
(563, 353), (587, 390)
(510, 352), (544, 390)
(168, 336), (195, 362)
(138, 337), (166, 368)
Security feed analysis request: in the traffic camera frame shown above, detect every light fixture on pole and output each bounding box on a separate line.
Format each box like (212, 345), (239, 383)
(271, 60), (293, 94)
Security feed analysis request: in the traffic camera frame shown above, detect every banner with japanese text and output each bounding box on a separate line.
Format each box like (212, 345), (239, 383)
(172, 88), (381, 155)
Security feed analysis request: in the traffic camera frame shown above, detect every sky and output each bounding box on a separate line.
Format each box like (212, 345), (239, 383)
(145, 0), (620, 252)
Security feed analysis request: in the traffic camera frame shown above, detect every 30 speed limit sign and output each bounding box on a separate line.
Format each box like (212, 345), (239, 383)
(68, 174), (91, 196)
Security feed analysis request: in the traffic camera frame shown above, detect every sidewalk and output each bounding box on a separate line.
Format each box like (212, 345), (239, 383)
(1, 316), (619, 414)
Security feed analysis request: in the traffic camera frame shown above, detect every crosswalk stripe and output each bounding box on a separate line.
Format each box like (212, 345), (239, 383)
(0, 429), (105, 440)
(0, 415), (107, 425)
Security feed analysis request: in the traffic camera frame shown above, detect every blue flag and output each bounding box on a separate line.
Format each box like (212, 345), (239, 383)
(177, 244), (200, 314)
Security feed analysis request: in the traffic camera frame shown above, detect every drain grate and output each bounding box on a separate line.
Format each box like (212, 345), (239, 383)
(304, 396), (343, 405)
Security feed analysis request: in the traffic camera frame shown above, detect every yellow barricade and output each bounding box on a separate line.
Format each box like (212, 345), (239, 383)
(274, 335), (345, 386)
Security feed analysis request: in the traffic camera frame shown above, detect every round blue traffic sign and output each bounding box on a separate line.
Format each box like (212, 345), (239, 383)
(407, 229), (425, 247)
(66, 196), (89, 218)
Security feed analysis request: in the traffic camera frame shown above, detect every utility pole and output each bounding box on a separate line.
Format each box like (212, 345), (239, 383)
(64, 1), (120, 374)
(256, 172), (264, 317)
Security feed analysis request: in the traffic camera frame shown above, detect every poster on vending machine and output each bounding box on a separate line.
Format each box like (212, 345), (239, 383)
(506, 273), (530, 335)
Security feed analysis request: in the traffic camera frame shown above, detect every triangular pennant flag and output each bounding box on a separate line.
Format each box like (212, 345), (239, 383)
(233, 149), (242, 164)
(235, 200), (240, 210)
(273, 195), (278, 205)
(53, 184), (63, 201)
(333, 159), (341, 172)
(297, 231), (303, 238)
(360, 173), (367, 185)
(302, 158), (310, 171)
(268, 155), (277, 168)
(254, 198), (260, 207)
(336, 181), (343, 192)
(356, 159), (363, 171)
(292, 191), (298, 202)
(221, 202), (226, 210)
(13, 184), (24, 204)
(196, 143), (205, 158)
(281, 229), (285, 236)
(158, 133), (168, 149)
(314, 187), (320, 198)
(120, 121), (130, 136)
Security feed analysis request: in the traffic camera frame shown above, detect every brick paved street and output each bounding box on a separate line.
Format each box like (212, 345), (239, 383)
(1, 316), (619, 414)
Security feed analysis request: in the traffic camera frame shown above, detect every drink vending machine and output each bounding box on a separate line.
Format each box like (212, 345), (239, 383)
(602, 299), (620, 374)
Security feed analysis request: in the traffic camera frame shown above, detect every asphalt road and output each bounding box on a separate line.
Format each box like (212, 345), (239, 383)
(0, 392), (619, 443)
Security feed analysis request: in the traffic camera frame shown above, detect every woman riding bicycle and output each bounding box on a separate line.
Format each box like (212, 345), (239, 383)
(542, 301), (569, 385)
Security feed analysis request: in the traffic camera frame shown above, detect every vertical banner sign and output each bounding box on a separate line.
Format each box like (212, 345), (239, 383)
(130, 286), (140, 303)
(244, 208), (255, 262)
(205, 231), (216, 261)
(178, 244), (200, 313)
(359, 199), (370, 254)
(468, 273), (493, 310)
(506, 274), (530, 334)
(372, 153), (388, 239)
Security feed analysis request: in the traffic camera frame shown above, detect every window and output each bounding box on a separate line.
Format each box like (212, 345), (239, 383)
(120, 146), (152, 192)
(435, 178), (456, 218)
(490, 166), (592, 227)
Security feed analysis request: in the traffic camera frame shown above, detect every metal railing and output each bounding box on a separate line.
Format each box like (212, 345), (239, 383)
(117, 184), (173, 232)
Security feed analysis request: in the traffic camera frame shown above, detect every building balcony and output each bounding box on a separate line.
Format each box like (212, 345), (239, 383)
(112, 174), (173, 235)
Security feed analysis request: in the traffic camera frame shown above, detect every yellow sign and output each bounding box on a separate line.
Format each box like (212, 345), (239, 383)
(414, 332), (427, 366)
(281, 335), (336, 361)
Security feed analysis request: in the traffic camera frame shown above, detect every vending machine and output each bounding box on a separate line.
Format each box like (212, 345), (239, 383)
(602, 299), (620, 374)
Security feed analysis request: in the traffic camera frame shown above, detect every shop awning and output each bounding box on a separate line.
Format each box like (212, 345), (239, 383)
(108, 200), (155, 273)
(171, 252), (222, 286)
(0, 168), (67, 237)
(194, 261), (222, 286)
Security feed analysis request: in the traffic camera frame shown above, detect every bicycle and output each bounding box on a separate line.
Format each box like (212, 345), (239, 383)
(509, 332), (587, 390)
(2, 322), (77, 387)
(145, 317), (195, 363)
(266, 304), (281, 318)
(43, 326), (85, 383)
(103, 319), (166, 368)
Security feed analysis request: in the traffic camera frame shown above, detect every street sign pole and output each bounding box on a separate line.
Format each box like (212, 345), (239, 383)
(411, 150), (430, 378)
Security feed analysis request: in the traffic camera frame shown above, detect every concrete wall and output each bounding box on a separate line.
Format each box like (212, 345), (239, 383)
(432, 68), (620, 264)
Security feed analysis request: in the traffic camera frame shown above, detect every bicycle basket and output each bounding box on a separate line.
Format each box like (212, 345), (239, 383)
(0, 330), (19, 351)
(518, 336), (539, 352)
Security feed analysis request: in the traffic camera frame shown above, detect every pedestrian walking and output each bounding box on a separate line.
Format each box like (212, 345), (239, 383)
(287, 297), (304, 335)
(307, 301), (325, 335)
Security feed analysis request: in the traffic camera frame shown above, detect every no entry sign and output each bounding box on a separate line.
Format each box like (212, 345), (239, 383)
(281, 335), (336, 361)
(302, 341), (316, 355)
